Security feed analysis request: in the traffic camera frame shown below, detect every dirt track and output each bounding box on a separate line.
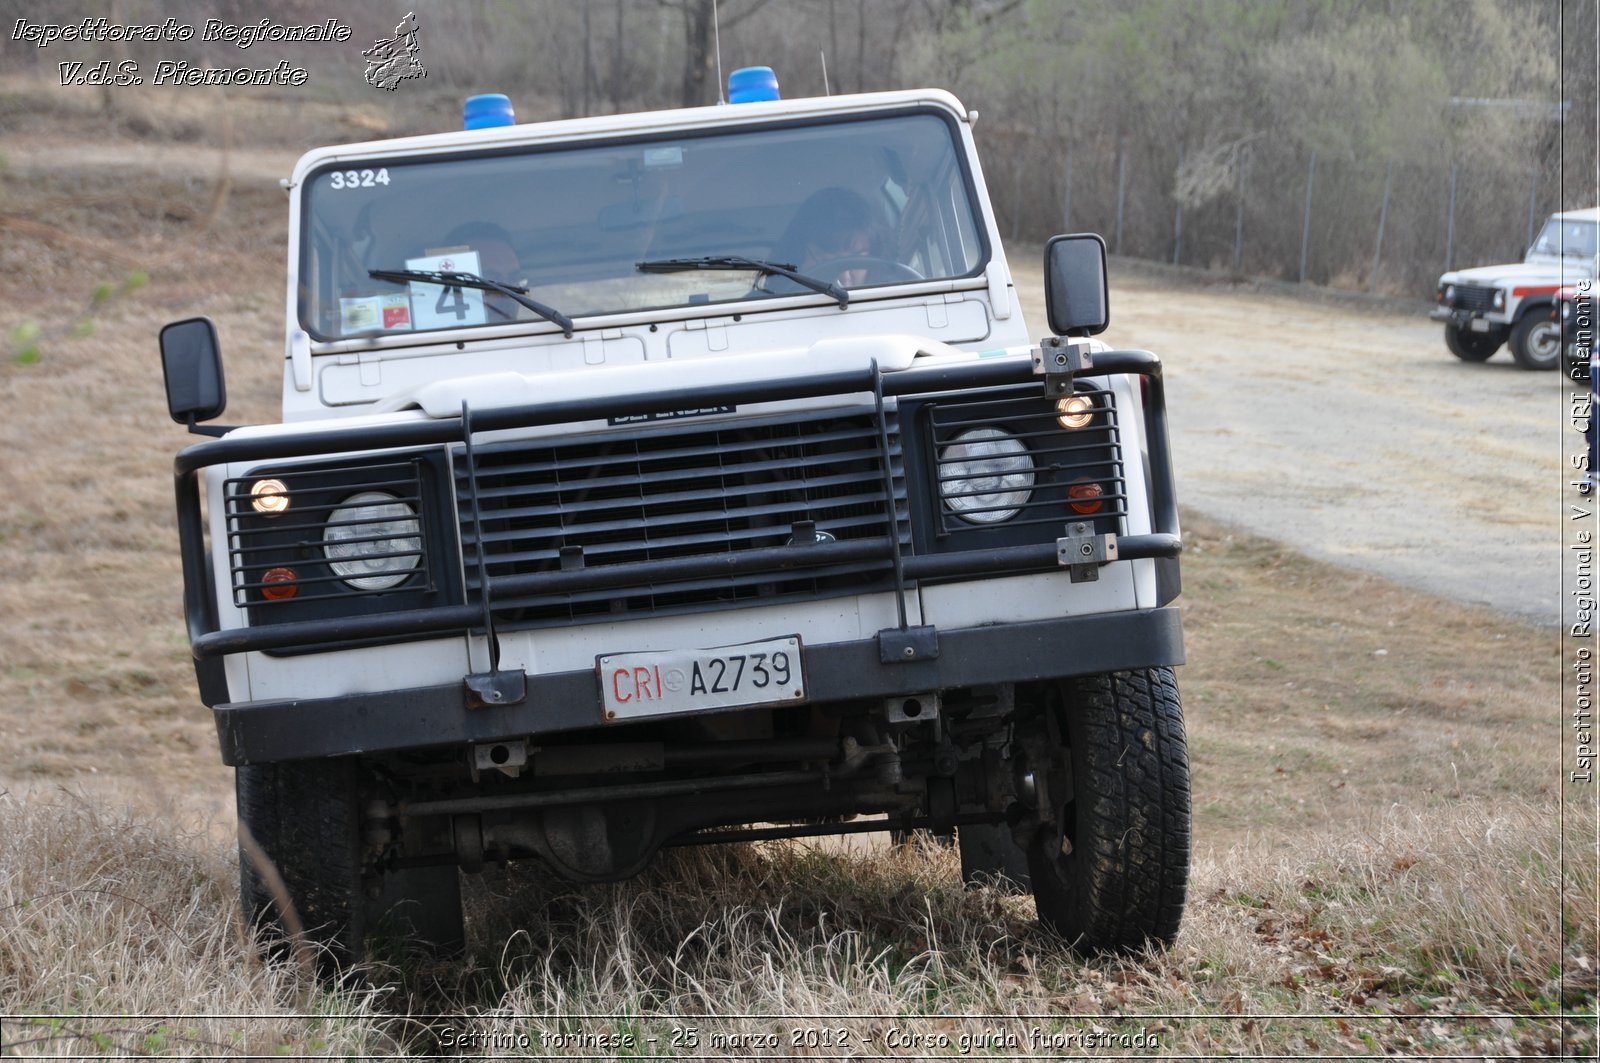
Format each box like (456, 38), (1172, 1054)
(1015, 262), (1570, 625)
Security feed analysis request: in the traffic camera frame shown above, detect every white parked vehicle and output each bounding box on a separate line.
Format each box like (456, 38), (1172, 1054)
(160, 74), (1189, 968)
(1431, 207), (1599, 370)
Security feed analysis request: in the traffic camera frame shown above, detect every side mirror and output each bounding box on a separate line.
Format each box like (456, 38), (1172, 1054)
(1043, 233), (1109, 337)
(159, 316), (227, 426)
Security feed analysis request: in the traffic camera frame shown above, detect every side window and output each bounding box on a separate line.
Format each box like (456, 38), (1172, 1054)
(943, 168), (982, 274)
(1571, 223), (1598, 259)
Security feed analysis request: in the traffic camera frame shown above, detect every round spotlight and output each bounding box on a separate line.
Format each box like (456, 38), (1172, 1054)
(939, 427), (1035, 524)
(1055, 394), (1095, 429)
(323, 490), (422, 591)
(250, 478), (289, 516)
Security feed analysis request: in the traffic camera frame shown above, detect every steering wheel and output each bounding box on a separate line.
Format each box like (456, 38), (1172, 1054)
(811, 256), (926, 285)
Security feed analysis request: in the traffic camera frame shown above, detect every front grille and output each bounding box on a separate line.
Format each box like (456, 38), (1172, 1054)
(927, 385), (1127, 536)
(457, 408), (907, 627)
(224, 460), (435, 607)
(1447, 284), (1497, 313)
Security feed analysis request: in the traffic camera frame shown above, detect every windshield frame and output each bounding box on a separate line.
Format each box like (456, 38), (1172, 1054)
(295, 105), (993, 345)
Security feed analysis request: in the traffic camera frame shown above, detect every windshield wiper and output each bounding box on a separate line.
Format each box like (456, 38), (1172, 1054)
(368, 268), (574, 337)
(636, 255), (849, 308)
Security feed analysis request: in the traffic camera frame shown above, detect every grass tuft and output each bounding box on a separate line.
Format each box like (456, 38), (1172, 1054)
(2, 792), (1590, 1058)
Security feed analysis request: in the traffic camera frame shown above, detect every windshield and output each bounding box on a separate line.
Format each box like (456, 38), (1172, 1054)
(1531, 217), (1598, 259)
(299, 110), (986, 341)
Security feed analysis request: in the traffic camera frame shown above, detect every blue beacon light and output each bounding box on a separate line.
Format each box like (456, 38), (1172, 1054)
(727, 66), (780, 103)
(463, 94), (515, 129)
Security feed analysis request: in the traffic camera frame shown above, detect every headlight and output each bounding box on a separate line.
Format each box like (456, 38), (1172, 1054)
(939, 427), (1035, 524)
(1492, 289), (1505, 309)
(322, 490), (422, 590)
(1444, 284), (1456, 302)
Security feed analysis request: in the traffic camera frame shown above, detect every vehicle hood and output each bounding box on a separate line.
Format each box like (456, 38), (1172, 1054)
(379, 333), (969, 419)
(1441, 260), (1594, 288)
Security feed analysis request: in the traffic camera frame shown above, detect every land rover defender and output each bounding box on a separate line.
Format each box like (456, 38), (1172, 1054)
(160, 76), (1189, 967)
(1432, 207), (1599, 370)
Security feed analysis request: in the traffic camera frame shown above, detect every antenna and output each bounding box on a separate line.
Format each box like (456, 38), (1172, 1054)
(820, 49), (830, 95)
(713, 0), (726, 104)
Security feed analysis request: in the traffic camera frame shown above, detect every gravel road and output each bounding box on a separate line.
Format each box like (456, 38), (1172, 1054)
(1018, 259), (1570, 625)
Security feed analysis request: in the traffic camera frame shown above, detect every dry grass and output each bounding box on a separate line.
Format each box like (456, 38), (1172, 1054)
(0, 790), (1592, 1058)
(0, 792), (396, 1058)
(1176, 518), (1564, 844)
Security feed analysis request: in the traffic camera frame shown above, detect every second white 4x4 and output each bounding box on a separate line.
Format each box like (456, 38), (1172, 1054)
(1432, 207), (1598, 370)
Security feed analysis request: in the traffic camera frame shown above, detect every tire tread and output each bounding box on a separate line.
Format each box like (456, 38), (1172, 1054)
(1028, 667), (1191, 951)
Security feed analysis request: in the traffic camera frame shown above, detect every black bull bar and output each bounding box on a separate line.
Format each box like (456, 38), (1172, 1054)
(174, 351), (1181, 662)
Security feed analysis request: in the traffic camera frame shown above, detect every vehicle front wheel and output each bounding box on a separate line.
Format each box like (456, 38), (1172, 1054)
(1444, 323), (1504, 362)
(1020, 668), (1190, 952)
(1509, 311), (1562, 370)
(237, 757), (462, 973)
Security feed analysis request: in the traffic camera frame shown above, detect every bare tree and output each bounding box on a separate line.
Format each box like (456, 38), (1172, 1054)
(655, 0), (774, 106)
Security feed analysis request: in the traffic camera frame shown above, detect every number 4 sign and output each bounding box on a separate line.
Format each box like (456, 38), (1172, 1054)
(404, 250), (486, 329)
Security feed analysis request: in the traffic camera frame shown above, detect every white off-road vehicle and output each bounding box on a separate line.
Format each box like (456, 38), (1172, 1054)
(1431, 207), (1599, 370)
(160, 76), (1188, 968)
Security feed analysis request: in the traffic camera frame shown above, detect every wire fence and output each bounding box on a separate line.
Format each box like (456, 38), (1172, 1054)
(979, 125), (1582, 297)
(2, 0), (1586, 299)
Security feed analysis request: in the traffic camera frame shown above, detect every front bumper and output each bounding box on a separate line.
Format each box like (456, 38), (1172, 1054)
(1429, 307), (1506, 329)
(213, 606), (1184, 764)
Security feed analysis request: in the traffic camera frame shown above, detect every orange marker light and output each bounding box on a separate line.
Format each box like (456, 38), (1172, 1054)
(1067, 481), (1104, 515)
(261, 567), (299, 600)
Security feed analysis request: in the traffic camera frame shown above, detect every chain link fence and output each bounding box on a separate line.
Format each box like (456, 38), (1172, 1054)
(979, 123), (1583, 298)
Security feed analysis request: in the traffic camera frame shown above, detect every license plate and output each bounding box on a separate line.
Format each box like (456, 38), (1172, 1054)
(597, 636), (806, 721)
(1469, 317), (1492, 332)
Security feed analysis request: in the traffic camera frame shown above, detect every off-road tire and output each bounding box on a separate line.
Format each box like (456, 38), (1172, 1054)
(238, 758), (369, 971)
(1444, 323), (1503, 362)
(1023, 668), (1190, 952)
(1509, 311), (1562, 370)
(237, 758), (463, 973)
(958, 823), (1031, 893)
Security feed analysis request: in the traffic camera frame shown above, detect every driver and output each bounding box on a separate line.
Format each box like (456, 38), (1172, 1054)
(776, 187), (888, 288)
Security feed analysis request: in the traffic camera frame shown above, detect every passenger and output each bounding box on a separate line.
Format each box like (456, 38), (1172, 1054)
(443, 221), (524, 321)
